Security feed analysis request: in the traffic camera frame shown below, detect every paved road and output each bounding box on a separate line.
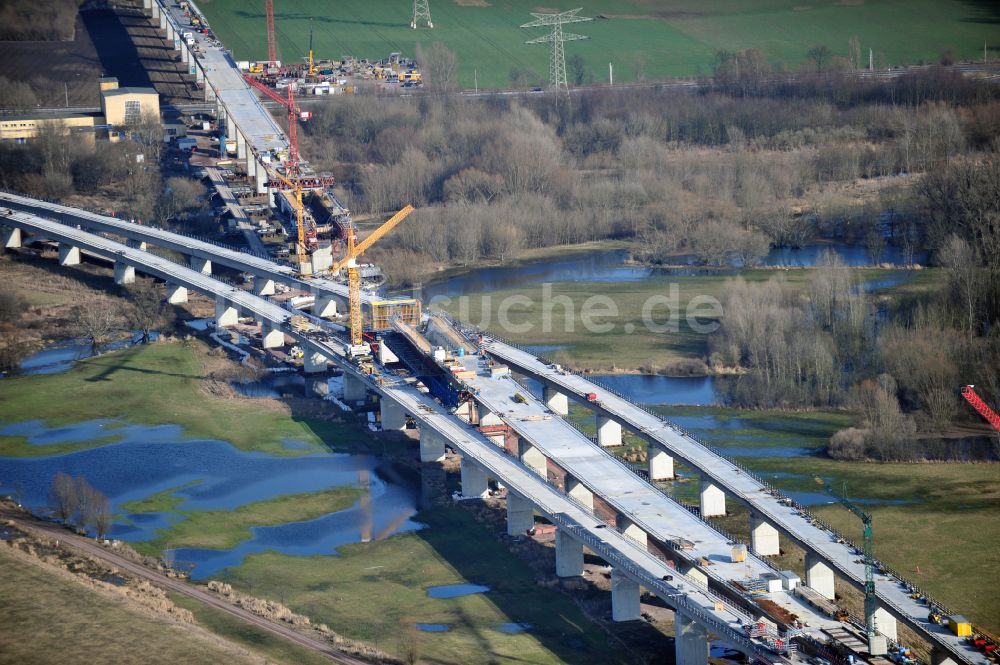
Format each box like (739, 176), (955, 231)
(0, 507), (373, 665)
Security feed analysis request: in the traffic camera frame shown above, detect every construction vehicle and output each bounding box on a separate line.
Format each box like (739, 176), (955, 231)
(815, 477), (885, 655)
(329, 204), (416, 355)
(961, 385), (1000, 432)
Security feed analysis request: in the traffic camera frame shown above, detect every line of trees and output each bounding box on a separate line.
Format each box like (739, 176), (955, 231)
(49, 472), (113, 538)
(302, 69), (998, 285)
(0, 0), (81, 41)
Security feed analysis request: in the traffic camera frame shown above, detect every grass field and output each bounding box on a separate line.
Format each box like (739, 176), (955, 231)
(223, 506), (634, 665)
(0, 341), (352, 458)
(436, 267), (940, 371)
(195, 0), (1000, 88)
(127, 486), (364, 555)
(0, 547), (253, 665)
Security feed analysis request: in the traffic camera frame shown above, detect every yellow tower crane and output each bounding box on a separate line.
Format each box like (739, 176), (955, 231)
(330, 204), (415, 350)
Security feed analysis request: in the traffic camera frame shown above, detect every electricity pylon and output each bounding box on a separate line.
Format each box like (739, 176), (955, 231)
(521, 8), (591, 91)
(411, 0), (433, 28)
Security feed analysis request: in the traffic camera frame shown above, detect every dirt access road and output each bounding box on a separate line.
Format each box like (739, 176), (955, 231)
(1, 507), (374, 665)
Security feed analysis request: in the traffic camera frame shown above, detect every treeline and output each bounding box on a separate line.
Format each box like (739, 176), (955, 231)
(304, 70), (999, 284)
(49, 472), (113, 538)
(0, 0), (81, 41)
(711, 156), (1000, 460)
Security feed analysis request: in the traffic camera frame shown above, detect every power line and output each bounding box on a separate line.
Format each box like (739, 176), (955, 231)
(521, 8), (591, 91)
(411, 0), (433, 29)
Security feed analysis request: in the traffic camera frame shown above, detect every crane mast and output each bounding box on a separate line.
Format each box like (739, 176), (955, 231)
(961, 385), (1000, 432)
(265, 0), (277, 66)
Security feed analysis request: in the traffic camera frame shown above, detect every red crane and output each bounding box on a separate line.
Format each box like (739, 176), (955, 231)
(961, 385), (1000, 432)
(265, 0), (277, 66)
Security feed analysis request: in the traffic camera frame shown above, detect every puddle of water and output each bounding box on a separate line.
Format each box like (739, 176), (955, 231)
(0, 418), (122, 446)
(17, 333), (160, 376)
(523, 344), (569, 355)
(718, 446), (817, 458)
(281, 439), (313, 451)
(497, 622), (532, 634)
(591, 374), (720, 406)
(0, 421), (422, 578)
(184, 318), (212, 331)
(426, 583), (490, 599)
(415, 623), (450, 632)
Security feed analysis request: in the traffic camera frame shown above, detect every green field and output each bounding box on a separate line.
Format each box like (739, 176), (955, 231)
(195, 0), (999, 87)
(0, 548), (254, 665)
(0, 340), (350, 457)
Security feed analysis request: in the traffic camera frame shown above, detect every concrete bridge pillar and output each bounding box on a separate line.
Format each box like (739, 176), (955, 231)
(699, 476), (726, 517)
(2, 227), (22, 249)
(506, 493), (534, 536)
(158, 8), (167, 31)
(214, 299), (238, 327)
(114, 262), (135, 285)
(165, 22), (174, 43)
(750, 513), (780, 557)
(565, 475), (594, 511)
(254, 157), (268, 194)
(190, 256), (211, 275)
(126, 239), (147, 251)
(343, 373), (367, 402)
(150, 2), (160, 21)
(874, 607), (897, 642)
(419, 427), (447, 463)
(518, 439), (547, 477)
(58, 244), (81, 266)
(303, 351), (328, 373)
(380, 397), (407, 430)
(314, 296), (338, 318)
(142, 0), (152, 12)
(596, 415), (622, 447)
(555, 529), (584, 577)
(648, 446), (674, 481)
(617, 515), (647, 547)
(195, 65), (204, 83)
(480, 410), (504, 427)
(804, 552), (836, 600)
(611, 569), (641, 622)
(930, 648), (961, 665)
(165, 283), (188, 304)
(260, 321), (284, 349)
(236, 129), (248, 161)
(460, 458), (488, 499)
(675, 612), (710, 665)
(377, 343), (398, 365)
(180, 44), (189, 66)
(681, 562), (709, 587)
(253, 278), (276, 296)
(542, 386), (569, 415)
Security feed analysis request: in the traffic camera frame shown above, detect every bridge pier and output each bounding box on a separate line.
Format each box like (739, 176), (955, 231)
(165, 283), (187, 304)
(565, 475), (594, 511)
(681, 562), (709, 587)
(343, 373), (367, 402)
(236, 129), (247, 161)
(460, 458), (488, 499)
(58, 244), (80, 266)
(506, 493), (534, 536)
(165, 21), (174, 44)
(253, 278), (276, 296)
(419, 428), (447, 463)
(617, 515), (647, 547)
(874, 607), (897, 642)
(303, 351), (328, 373)
(698, 477), (726, 517)
(611, 569), (641, 622)
(260, 321), (284, 349)
(253, 156), (268, 194)
(648, 446), (674, 480)
(804, 553), (836, 600)
(555, 529), (584, 577)
(314, 296), (338, 318)
(674, 611), (710, 665)
(114, 262), (135, 285)
(2, 227), (22, 249)
(214, 300), (238, 327)
(126, 239), (147, 251)
(750, 513), (780, 556)
(380, 397), (407, 430)
(190, 256), (212, 275)
(596, 415), (622, 447)
(518, 439), (547, 477)
(931, 647), (961, 665)
(543, 386), (569, 416)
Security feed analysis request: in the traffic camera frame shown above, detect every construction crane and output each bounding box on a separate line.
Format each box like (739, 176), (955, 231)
(307, 19), (316, 76)
(961, 385), (1000, 432)
(330, 205), (416, 352)
(815, 478), (885, 654)
(265, 0), (278, 67)
(244, 75), (333, 274)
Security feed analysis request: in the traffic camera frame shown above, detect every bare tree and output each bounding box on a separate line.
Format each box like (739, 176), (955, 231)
(49, 472), (77, 522)
(92, 492), (112, 540)
(416, 42), (459, 94)
(126, 279), (170, 343)
(938, 235), (980, 335)
(72, 301), (126, 353)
